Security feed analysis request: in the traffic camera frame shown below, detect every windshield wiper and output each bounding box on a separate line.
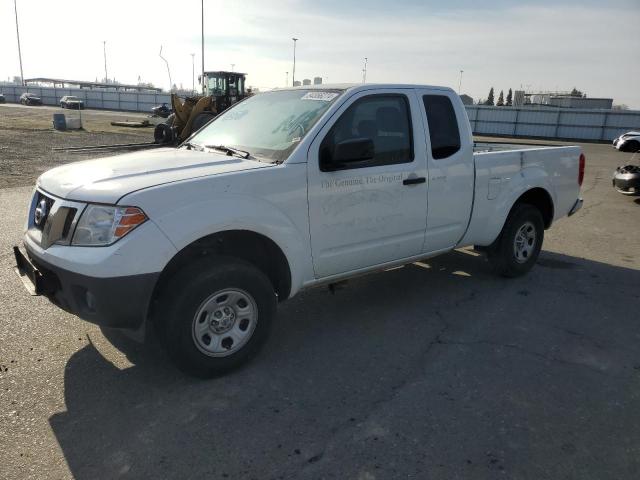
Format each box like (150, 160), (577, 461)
(205, 144), (251, 159)
(183, 141), (203, 151)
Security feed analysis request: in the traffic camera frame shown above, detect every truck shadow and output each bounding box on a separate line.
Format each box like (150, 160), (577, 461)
(49, 249), (640, 479)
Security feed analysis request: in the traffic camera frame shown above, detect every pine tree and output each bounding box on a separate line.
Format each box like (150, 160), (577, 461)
(486, 87), (495, 106)
(506, 88), (513, 106)
(497, 90), (505, 106)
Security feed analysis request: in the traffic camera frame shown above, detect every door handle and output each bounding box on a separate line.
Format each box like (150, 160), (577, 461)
(403, 177), (426, 186)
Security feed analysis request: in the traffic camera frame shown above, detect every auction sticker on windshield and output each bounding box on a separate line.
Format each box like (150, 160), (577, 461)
(301, 92), (339, 101)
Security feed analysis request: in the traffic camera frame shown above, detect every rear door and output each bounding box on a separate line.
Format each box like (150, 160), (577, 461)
(416, 89), (474, 252)
(307, 89), (429, 278)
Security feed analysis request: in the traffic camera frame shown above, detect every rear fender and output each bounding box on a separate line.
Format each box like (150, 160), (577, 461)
(459, 165), (556, 247)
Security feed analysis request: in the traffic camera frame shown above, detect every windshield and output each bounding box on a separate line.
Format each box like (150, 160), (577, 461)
(66, 96), (79, 101)
(190, 89), (343, 163)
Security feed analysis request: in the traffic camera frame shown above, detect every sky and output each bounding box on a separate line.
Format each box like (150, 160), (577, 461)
(1, 0), (639, 108)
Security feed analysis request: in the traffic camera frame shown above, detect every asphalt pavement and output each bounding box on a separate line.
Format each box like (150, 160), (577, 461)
(0, 140), (639, 479)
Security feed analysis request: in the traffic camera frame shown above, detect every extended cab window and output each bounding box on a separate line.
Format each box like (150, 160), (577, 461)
(422, 95), (461, 160)
(320, 95), (413, 170)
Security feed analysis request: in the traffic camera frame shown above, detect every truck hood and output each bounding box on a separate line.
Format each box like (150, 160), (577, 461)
(38, 147), (273, 204)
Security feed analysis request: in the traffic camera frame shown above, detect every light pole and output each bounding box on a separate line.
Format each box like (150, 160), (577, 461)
(291, 37), (298, 86)
(458, 70), (463, 94)
(191, 53), (195, 94)
(362, 57), (368, 83)
(159, 46), (172, 92)
(231, 63), (235, 72)
(13, 0), (24, 86)
(285, 72), (288, 87)
(201, 0), (205, 93)
(103, 41), (108, 83)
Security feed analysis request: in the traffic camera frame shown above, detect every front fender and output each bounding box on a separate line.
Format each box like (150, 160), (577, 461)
(121, 168), (312, 296)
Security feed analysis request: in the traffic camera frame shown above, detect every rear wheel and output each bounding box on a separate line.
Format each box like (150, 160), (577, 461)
(487, 203), (544, 277)
(157, 256), (276, 378)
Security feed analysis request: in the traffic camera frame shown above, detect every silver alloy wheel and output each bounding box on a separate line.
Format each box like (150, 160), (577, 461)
(192, 288), (258, 357)
(513, 221), (536, 263)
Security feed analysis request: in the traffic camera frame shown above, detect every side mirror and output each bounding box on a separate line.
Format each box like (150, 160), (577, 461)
(322, 137), (374, 171)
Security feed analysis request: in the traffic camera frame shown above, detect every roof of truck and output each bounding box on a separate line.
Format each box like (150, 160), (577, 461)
(277, 83), (453, 92)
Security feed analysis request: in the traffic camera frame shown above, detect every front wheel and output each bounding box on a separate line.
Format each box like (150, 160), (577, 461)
(157, 256), (276, 378)
(624, 140), (640, 153)
(487, 203), (544, 277)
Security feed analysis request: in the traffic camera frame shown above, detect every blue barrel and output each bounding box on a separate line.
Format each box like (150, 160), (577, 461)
(52, 113), (66, 131)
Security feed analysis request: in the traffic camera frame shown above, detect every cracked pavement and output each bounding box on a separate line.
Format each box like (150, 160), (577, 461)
(1, 139), (639, 479)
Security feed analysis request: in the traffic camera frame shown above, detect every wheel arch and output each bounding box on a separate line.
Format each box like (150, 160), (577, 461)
(148, 229), (292, 324)
(513, 187), (554, 229)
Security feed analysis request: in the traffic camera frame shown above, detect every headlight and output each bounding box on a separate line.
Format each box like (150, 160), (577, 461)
(71, 204), (147, 246)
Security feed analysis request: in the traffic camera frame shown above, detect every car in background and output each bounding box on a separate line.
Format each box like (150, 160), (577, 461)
(20, 92), (42, 106)
(613, 164), (640, 196)
(60, 95), (84, 109)
(151, 102), (172, 118)
(0, 93), (5, 104)
(612, 131), (640, 152)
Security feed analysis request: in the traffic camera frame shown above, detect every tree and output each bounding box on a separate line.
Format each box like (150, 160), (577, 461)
(486, 87), (495, 106)
(497, 90), (505, 106)
(506, 88), (513, 106)
(570, 87), (583, 97)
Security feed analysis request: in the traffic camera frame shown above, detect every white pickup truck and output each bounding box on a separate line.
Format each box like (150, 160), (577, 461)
(14, 84), (585, 377)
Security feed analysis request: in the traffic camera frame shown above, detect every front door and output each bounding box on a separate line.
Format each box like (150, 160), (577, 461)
(307, 90), (428, 278)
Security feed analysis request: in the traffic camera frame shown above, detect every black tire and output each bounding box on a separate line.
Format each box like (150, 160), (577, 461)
(625, 140), (640, 153)
(487, 203), (544, 278)
(157, 256), (276, 378)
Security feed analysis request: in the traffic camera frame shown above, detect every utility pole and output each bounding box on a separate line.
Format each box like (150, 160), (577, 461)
(191, 53), (195, 94)
(201, 0), (205, 93)
(13, 0), (24, 86)
(362, 57), (368, 83)
(231, 63), (235, 72)
(292, 38), (298, 86)
(285, 72), (288, 87)
(103, 41), (108, 83)
(458, 69), (464, 94)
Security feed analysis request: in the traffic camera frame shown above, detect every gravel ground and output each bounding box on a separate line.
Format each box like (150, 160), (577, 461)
(0, 104), (154, 188)
(1, 122), (639, 479)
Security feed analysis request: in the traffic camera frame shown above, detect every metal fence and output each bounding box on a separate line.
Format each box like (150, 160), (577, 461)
(465, 105), (640, 142)
(2, 85), (639, 141)
(0, 85), (171, 113)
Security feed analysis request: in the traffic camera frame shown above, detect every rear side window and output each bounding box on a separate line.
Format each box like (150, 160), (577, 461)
(422, 95), (461, 160)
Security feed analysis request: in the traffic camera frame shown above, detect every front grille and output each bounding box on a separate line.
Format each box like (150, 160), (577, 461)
(33, 192), (55, 231)
(61, 208), (78, 238)
(27, 190), (85, 248)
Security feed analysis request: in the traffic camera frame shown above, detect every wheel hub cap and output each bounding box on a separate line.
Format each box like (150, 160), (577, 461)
(514, 221), (536, 263)
(210, 307), (236, 333)
(192, 288), (258, 357)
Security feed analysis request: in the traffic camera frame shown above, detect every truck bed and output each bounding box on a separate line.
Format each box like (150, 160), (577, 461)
(459, 143), (582, 247)
(473, 141), (560, 153)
